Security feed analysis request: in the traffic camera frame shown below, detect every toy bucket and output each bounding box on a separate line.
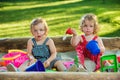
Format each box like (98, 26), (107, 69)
(2, 51), (29, 68)
(25, 60), (45, 72)
(86, 40), (100, 55)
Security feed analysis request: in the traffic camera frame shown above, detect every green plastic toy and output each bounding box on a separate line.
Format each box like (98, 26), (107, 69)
(74, 56), (79, 67)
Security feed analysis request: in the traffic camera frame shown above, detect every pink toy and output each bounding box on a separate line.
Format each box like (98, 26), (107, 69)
(63, 61), (74, 69)
(2, 50), (29, 68)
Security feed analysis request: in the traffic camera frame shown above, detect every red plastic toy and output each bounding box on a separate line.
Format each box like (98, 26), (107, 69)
(66, 28), (73, 35)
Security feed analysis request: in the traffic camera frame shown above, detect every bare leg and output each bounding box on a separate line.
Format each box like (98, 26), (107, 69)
(18, 60), (29, 71)
(7, 60), (30, 72)
(6, 63), (19, 72)
(54, 60), (67, 71)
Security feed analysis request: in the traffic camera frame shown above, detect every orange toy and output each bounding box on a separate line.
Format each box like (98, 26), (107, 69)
(0, 60), (7, 66)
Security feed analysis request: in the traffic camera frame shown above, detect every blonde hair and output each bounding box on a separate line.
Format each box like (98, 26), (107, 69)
(80, 13), (99, 34)
(30, 18), (49, 35)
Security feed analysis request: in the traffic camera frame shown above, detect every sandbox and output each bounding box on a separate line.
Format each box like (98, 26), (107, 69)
(0, 36), (120, 80)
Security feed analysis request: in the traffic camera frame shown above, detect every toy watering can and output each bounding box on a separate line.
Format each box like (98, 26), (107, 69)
(63, 28), (73, 40)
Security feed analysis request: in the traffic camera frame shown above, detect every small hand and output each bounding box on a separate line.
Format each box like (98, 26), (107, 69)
(28, 59), (36, 66)
(71, 28), (77, 36)
(43, 61), (50, 68)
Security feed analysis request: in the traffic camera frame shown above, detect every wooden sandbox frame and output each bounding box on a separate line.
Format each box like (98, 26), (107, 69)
(0, 36), (120, 80)
(0, 36), (120, 53)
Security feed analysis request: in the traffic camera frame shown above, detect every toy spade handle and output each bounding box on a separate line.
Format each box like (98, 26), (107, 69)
(74, 56), (79, 67)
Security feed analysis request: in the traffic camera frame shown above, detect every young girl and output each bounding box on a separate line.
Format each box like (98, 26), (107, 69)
(7, 18), (67, 71)
(70, 13), (105, 71)
(27, 18), (67, 71)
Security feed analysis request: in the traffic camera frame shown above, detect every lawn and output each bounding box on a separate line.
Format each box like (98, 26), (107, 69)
(0, 0), (120, 38)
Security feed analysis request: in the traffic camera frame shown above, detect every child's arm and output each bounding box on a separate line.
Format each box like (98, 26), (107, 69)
(70, 29), (81, 47)
(96, 37), (105, 53)
(27, 39), (36, 65)
(44, 38), (57, 67)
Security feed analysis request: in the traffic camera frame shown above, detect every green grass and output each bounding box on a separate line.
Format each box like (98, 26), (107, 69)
(0, 0), (120, 38)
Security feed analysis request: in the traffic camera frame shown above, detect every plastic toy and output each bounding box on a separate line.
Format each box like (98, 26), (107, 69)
(100, 54), (118, 72)
(2, 49), (29, 68)
(46, 69), (56, 72)
(63, 27), (73, 41)
(25, 60), (57, 72)
(0, 60), (6, 66)
(63, 61), (74, 69)
(46, 68), (57, 72)
(25, 60), (45, 72)
(63, 56), (79, 69)
(86, 40), (100, 55)
(8, 49), (27, 53)
(74, 56), (79, 67)
(117, 56), (120, 63)
(66, 27), (73, 35)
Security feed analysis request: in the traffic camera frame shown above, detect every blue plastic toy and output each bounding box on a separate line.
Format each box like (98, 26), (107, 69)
(86, 40), (100, 55)
(25, 60), (45, 72)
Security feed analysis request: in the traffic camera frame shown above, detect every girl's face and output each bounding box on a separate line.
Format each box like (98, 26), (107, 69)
(81, 20), (94, 36)
(31, 23), (46, 41)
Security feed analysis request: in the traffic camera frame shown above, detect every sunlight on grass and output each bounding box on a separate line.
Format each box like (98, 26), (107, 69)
(0, 20), (31, 38)
(98, 11), (120, 27)
(0, 0), (120, 38)
(0, 0), (81, 11)
(48, 18), (81, 37)
(99, 23), (120, 37)
(114, 17), (120, 21)
(100, 11), (120, 15)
